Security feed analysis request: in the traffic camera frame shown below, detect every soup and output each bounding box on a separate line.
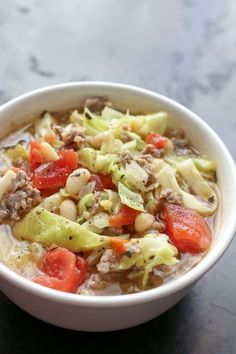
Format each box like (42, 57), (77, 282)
(0, 97), (218, 295)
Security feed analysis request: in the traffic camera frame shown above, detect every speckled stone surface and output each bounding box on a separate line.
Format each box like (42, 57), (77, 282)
(0, 1), (235, 353)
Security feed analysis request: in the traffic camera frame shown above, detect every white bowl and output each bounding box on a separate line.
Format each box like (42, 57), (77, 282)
(0, 82), (235, 332)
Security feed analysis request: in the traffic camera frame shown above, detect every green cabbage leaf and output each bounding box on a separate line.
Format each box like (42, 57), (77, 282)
(118, 182), (145, 211)
(13, 207), (110, 252)
(118, 234), (178, 286)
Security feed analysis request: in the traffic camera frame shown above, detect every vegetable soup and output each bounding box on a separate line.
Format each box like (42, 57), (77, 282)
(0, 97), (218, 295)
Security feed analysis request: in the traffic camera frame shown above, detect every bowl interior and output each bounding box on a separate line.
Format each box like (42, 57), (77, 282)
(0, 82), (235, 304)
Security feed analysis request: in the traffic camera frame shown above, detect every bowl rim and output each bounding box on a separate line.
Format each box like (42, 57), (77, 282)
(0, 81), (235, 308)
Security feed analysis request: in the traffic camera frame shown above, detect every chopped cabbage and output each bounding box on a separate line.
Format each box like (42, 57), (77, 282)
(124, 160), (159, 192)
(84, 109), (167, 140)
(79, 147), (116, 174)
(79, 147), (133, 189)
(40, 192), (62, 212)
(81, 212), (109, 234)
(109, 162), (134, 189)
(13, 207), (110, 252)
(120, 140), (137, 152)
(177, 159), (217, 207)
(40, 142), (59, 162)
(165, 154), (216, 175)
(118, 182), (145, 211)
(7, 144), (29, 161)
(135, 112), (168, 137)
(156, 162), (217, 216)
(101, 136), (123, 154)
(35, 112), (55, 139)
(78, 193), (95, 215)
(100, 190), (121, 214)
(92, 212), (109, 229)
(118, 234), (178, 286)
(151, 158), (165, 174)
(69, 110), (83, 124)
(117, 112), (168, 138)
(83, 108), (109, 136)
(101, 106), (124, 120)
(193, 158), (216, 173)
(125, 160), (148, 191)
(115, 130), (146, 151)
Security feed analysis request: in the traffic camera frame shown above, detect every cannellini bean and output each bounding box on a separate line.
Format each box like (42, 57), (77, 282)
(65, 168), (91, 195)
(60, 199), (77, 221)
(91, 132), (109, 149)
(134, 213), (155, 233)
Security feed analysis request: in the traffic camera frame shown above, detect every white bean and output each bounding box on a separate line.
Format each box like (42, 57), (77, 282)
(65, 168), (91, 195)
(60, 199), (77, 221)
(134, 213), (155, 233)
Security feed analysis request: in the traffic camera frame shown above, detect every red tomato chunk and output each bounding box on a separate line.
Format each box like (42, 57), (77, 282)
(30, 141), (45, 170)
(90, 173), (116, 191)
(163, 204), (212, 253)
(34, 247), (87, 293)
(146, 132), (168, 149)
(31, 149), (78, 190)
(110, 238), (128, 254)
(109, 205), (140, 227)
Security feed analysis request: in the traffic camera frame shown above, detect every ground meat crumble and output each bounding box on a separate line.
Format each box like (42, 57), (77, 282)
(159, 188), (182, 206)
(54, 125), (86, 150)
(166, 128), (198, 156)
(118, 151), (133, 165)
(80, 274), (108, 292)
(96, 249), (118, 274)
(83, 96), (111, 114)
(142, 144), (164, 158)
(0, 170), (41, 222)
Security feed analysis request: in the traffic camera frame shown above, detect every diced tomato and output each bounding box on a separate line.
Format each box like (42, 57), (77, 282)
(163, 204), (212, 253)
(90, 173), (116, 191)
(57, 150), (78, 171)
(30, 141), (45, 170)
(40, 188), (61, 198)
(99, 174), (116, 190)
(32, 163), (68, 189)
(32, 149), (78, 190)
(109, 205), (140, 227)
(146, 132), (168, 149)
(110, 238), (128, 254)
(34, 248), (87, 293)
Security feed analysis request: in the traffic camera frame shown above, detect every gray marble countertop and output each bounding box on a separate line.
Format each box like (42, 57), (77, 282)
(0, 1), (236, 353)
